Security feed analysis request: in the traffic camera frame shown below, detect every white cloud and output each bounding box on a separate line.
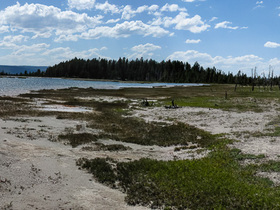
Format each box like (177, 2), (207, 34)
(161, 4), (187, 12)
(166, 50), (264, 74)
(3, 35), (28, 43)
(209, 17), (218, 22)
(148, 5), (159, 12)
(215, 21), (239, 30)
(0, 2), (103, 40)
(0, 26), (9, 33)
(185, 39), (201, 44)
(121, 5), (136, 20)
(80, 21), (171, 39)
(128, 43), (161, 59)
(182, 0), (206, 2)
(155, 12), (210, 33)
(121, 5), (158, 20)
(54, 34), (79, 42)
(254, 1), (264, 9)
(264, 41), (280, 48)
(131, 43), (161, 52)
(0, 35), (29, 50)
(14, 43), (50, 55)
(68, 0), (96, 10)
(106, 18), (120, 24)
(95, 1), (120, 14)
(0, 41), (108, 65)
(31, 32), (52, 39)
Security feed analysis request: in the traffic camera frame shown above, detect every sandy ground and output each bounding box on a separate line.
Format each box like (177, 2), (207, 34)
(0, 117), (148, 210)
(1, 96), (280, 209)
(131, 106), (279, 158)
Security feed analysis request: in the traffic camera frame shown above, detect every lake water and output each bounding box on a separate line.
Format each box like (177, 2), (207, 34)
(0, 77), (204, 96)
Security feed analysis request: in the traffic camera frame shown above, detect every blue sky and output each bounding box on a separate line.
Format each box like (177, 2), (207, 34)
(0, 0), (280, 75)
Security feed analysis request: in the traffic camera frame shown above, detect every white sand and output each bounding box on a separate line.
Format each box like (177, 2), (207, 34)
(0, 117), (148, 209)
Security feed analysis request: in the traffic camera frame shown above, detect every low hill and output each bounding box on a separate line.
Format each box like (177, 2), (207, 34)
(0, 65), (48, 75)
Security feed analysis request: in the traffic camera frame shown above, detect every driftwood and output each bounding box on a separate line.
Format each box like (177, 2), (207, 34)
(164, 105), (180, 109)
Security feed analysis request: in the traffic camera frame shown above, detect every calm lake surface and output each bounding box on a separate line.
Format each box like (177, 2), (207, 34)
(0, 77), (204, 96)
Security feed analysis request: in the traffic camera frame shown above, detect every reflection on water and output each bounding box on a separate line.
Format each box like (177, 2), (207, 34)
(0, 77), (204, 96)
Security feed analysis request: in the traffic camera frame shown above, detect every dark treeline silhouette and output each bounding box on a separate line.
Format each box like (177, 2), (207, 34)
(44, 57), (239, 84)
(3, 57), (280, 88)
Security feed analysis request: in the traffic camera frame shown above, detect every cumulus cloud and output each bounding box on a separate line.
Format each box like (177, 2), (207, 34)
(68, 0), (96, 10)
(185, 39), (201, 44)
(151, 12), (210, 33)
(121, 5), (137, 20)
(148, 5), (159, 12)
(121, 5), (158, 20)
(128, 43), (161, 59)
(0, 2), (103, 37)
(161, 4), (186, 12)
(166, 50), (264, 74)
(264, 41), (280, 48)
(95, 1), (120, 14)
(80, 21), (171, 40)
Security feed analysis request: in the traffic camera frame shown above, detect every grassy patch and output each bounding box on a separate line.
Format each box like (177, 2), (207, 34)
(77, 157), (117, 187)
(91, 110), (217, 147)
(19, 84), (280, 113)
(229, 148), (266, 161)
(258, 161), (280, 172)
(58, 133), (98, 147)
(94, 143), (131, 151)
(169, 96), (263, 112)
(77, 145), (280, 209)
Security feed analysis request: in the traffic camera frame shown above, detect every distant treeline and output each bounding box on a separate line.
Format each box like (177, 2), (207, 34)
(2, 57), (280, 87)
(44, 57), (241, 84)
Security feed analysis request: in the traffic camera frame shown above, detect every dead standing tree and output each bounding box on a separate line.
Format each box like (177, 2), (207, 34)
(269, 65), (274, 91)
(251, 67), (257, 91)
(234, 70), (241, 92)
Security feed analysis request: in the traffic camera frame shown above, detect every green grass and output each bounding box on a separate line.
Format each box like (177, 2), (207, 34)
(91, 110), (218, 147)
(229, 148), (266, 161)
(78, 145), (280, 209)
(77, 157), (117, 187)
(258, 161), (280, 172)
(58, 133), (98, 147)
(19, 84), (280, 113)
(165, 96), (263, 112)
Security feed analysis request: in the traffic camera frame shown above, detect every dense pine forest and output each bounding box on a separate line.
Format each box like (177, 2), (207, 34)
(44, 57), (237, 84)
(3, 57), (280, 87)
